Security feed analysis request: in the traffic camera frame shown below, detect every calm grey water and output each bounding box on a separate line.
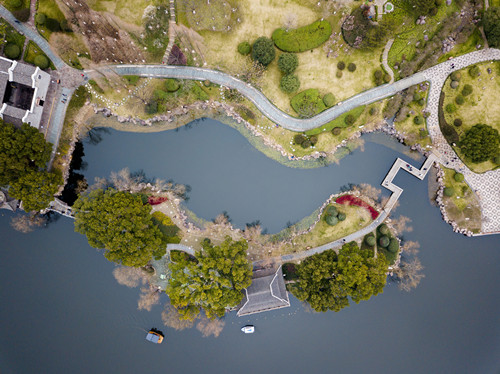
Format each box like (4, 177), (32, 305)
(1, 119), (499, 374)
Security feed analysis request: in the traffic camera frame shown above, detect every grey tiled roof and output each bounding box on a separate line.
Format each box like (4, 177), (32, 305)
(0, 58), (12, 72)
(237, 265), (290, 316)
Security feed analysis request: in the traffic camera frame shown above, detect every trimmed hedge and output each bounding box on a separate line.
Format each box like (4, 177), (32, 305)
(326, 206), (338, 216)
(237, 41), (251, 55)
(455, 95), (465, 105)
(165, 78), (180, 92)
(365, 235), (376, 246)
(378, 235), (390, 248)
(337, 212), (346, 221)
(337, 61), (346, 70)
(454, 118), (462, 127)
(462, 84), (473, 96)
(323, 93), (335, 107)
(4, 43), (20, 59)
(277, 53), (298, 74)
(388, 238), (399, 253)
(272, 20), (332, 52)
(34, 55), (49, 69)
(378, 224), (390, 235)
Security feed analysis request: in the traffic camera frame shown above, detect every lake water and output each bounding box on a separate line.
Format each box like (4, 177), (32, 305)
(1, 118), (499, 373)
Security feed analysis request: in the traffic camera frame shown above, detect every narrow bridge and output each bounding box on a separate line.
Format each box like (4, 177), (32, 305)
(45, 198), (75, 219)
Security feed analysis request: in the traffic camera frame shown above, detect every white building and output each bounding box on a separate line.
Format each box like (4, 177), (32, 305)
(0, 56), (51, 129)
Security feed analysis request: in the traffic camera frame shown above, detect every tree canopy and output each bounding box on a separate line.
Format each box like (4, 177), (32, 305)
(289, 242), (388, 312)
(0, 121), (52, 186)
(277, 53), (298, 74)
(251, 37), (276, 66)
(9, 171), (62, 212)
(484, 7), (500, 48)
(166, 237), (252, 320)
(459, 124), (499, 163)
(73, 188), (167, 267)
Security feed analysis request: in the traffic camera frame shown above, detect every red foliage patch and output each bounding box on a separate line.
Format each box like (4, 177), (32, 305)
(148, 196), (169, 205)
(335, 194), (379, 219)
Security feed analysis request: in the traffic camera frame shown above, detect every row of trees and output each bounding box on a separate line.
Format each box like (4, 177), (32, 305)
(289, 241), (388, 312)
(0, 121), (61, 211)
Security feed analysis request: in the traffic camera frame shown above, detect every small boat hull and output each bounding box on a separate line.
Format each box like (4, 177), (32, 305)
(146, 330), (164, 344)
(241, 325), (255, 334)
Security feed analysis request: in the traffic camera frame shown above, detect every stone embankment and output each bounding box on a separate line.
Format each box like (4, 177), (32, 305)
(433, 166), (474, 237)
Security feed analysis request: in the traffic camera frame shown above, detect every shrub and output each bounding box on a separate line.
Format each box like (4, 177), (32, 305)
(494, 155), (500, 164)
(388, 238), (399, 253)
(278, 53), (298, 74)
(484, 7), (500, 48)
(13, 8), (30, 22)
(450, 80), (459, 89)
(369, 107), (377, 116)
(469, 65), (480, 78)
(365, 235), (376, 246)
(459, 124), (500, 163)
(347, 62), (357, 72)
(344, 114), (355, 126)
(165, 78), (180, 92)
(323, 93), (335, 107)
(301, 139), (312, 148)
(450, 71), (461, 81)
(418, 98), (425, 106)
(443, 187), (455, 197)
(325, 215), (339, 226)
(280, 74), (300, 93)
(455, 95), (465, 105)
(251, 37), (276, 66)
(4, 43), (20, 59)
(237, 41), (251, 55)
(413, 92), (422, 101)
(34, 55), (49, 69)
(309, 135), (318, 146)
(35, 13), (46, 25)
(461, 84), (473, 96)
(445, 103), (456, 113)
(413, 115), (424, 125)
(9, 0), (21, 8)
(326, 206), (338, 216)
(374, 70), (383, 80)
(454, 118), (463, 127)
(383, 74), (391, 83)
(454, 172), (464, 182)
(291, 89), (326, 118)
(378, 224), (390, 235)
(272, 20), (332, 52)
(429, 6), (438, 16)
(145, 101), (158, 114)
(336, 70), (343, 78)
(337, 212), (346, 221)
(337, 61), (346, 70)
(45, 18), (61, 32)
(293, 134), (307, 145)
(332, 127), (342, 135)
(378, 235), (390, 248)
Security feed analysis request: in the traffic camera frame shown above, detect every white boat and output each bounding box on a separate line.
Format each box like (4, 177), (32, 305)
(241, 325), (255, 334)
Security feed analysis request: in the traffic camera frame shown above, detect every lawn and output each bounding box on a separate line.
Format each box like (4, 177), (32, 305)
(87, 0), (152, 26)
(281, 203), (374, 255)
(441, 61), (500, 172)
(441, 166), (481, 233)
(386, 0), (460, 78)
(0, 18), (26, 59)
(0, 0), (30, 20)
(36, 0), (67, 40)
(439, 28), (482, 63)
(189, 0), (385, 113)
(23, 40), (55, 69)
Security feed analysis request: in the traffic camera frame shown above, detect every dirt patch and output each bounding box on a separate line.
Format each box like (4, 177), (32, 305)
(57, 0), (146, 63)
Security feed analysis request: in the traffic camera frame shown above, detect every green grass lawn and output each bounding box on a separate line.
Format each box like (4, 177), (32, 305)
(23, 40), (55, 69)
(0, 18), (26, 59)
(442, 61), (500, 172)
(441, 166), (481, 233)
(439, 28), (482, 63)
(36, 0), (67, 40)
(87, 0), (152, 26)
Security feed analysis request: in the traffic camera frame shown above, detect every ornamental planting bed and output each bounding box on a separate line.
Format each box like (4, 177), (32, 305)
(335, 195), (379, 220)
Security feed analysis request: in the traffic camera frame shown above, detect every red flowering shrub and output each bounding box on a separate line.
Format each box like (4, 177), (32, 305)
(335, 195), (379, 219)
(148, 196), (169, 205)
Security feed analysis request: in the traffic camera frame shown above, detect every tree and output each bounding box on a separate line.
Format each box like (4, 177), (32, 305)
(461, 84), (473, 96)
(251, 37), (276, 66)
(34, 55), (49, 69)
(166, 237), (252, 320)
(454, 172), (464, 182)
(325, 215), (338, 226)
(365, 235), (376, 246)
(344, 114), (355, 125)
(413, 115), (424, 125)
(483, 7), (500, 48)
(289, 242), (388, 312)
(379, 235), (390, 247)
(9, 171), (61, 212)
(237, 41), (251, 55)
(35, 13), (46, 25)
(337, 61), (345, 70)
(0, 122), (52, 186)
(73, 188), (167, 267)
(279, 74), (300, 93)
(277, 53), (298, 74)
(443, 187), (454, 197)
(459, 124), (500, 163)
(4, 43), (20, 59)
(347, 62), (356, 72)
(455, 95), (464, 105)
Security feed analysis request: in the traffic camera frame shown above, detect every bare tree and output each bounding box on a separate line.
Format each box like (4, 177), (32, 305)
(112, 266), (149, 288)
(357, 183), (382, 202)
(162, 304), (194, 330)
(10, 214), (46, 233)
(137, 286), (160, 311)
(196, 314), (225, 337)
(392, 215), (413, 234)
(401, 240), (420, 255)
(394, 257), (425, 292)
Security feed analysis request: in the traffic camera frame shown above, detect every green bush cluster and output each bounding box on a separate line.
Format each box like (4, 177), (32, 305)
(459, 124), (500, 163)
(469, 65), (480, 78)
(453, 118), (462, 127)
(237, 41), (251, 56)
(455, 95), (465, 105)
(293, 133), (318, 148)
(278, 53), (298, 74)
(251, 37), (276, 66)
(272, 20), (332, 52)
(461, 84), (473, 96)
(322, 93), (335, 107)
(4, 43), (20, 59)
(413, 115), (424, 125)
(323, 204), (345, 226)
(443, 187), (455, 197)
(290, 89), (326, 118)
(280, 74), (300, 93)
(454, 172), (464, 182)
(34, 55), (49, 69)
